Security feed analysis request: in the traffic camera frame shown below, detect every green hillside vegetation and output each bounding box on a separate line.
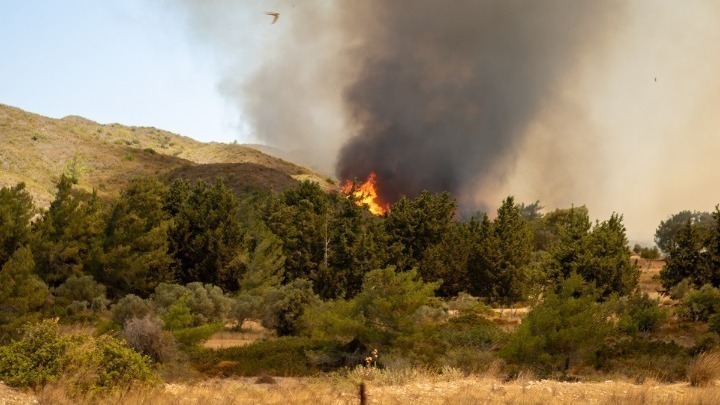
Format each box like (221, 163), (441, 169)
(0, 104), (334, 209)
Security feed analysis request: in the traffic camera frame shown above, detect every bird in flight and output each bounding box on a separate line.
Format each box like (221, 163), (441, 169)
(266, 12), (280, 24)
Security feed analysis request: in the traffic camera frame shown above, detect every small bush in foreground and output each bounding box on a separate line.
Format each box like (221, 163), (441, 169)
(688, 350), (720, 387)
(0, 319), (71, 388)
(0, 319), (156, 395)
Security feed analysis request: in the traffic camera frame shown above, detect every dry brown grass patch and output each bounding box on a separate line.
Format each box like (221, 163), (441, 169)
(688, 350), (720, 387)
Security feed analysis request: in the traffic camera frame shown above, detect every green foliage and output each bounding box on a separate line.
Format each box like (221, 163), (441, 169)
(52, 275), (108, 318)
(234, 212), (285, 293)
(615, 293), (668, 334)
(172, 323), (221, 347)
(655, 210), (714, 254)
(640, 246), (660, 260)
(31, 174), (104, 287)
(303, 267), (439, 348)
(230, 292), (263, 329)
(579, 214), (639, 297)
(679, 285), (720, 322)
(468, 197), (534, 303)
(262, 278), (320, 336)
(500, 274), (612, 374)
(708, 313), (720, 335)
(263, 181), (387, 299)
(418, 222), (471, 297)
(166, 179), (245, 292)
(661, 219), (711, 290)
(192, 337), (338, 376)
(67, 334), (155, 394)
(0, 318), (156, 393)
(152, 282), (232, 327)
(0, 246), (48, 342)
(97, 176), (173, 298)
(385, 191), (456, 272)
(542, 208), (637, 297)
(110, 294), (154, 326)
(0, 319), (71, 388)
(0, 183), (34, 267)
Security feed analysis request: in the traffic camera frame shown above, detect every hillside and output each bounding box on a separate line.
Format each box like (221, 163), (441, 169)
(0, 103), (335, 207)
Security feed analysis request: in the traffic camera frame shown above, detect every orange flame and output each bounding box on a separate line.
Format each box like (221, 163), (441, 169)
(342, 172), (389, 215)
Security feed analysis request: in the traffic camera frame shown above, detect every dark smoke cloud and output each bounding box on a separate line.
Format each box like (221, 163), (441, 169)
(336, 1), (624, 207)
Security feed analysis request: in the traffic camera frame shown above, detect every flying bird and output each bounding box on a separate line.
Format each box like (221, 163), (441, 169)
(266, 12), (279, 24)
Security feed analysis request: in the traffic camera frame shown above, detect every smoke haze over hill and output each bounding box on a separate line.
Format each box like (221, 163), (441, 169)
(171, 0), (720, 242)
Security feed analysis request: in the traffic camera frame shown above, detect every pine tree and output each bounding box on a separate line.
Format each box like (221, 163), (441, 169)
(0, 183), (34, 267)
(31, 175), (104, 287)
(0, 246), (48, 342)
(98, 176), (173, 297)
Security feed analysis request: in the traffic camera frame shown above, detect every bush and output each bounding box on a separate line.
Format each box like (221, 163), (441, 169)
(709, 313), (720, 335)
(121, 316), (177, 363)
(0, 319), (71, 388)
(111, 294), (154, 326)
(263, 279), (320, 336)
(616, 293), (668, 334)
(500, 274), (612, 374)
(230, 293), (263, 329)
(66, 335), (156, 395)
(0, 319), (156, 394)
(640, 246), (660, 260)
(688, 350), (720, 387)
(52, 275), (109, 319)
(669, 278), (693, 300)
(172, 323), (222, 347)
(680, 285), (720, 322)
(152, 282), (232, 327)
(192, 337), (339, 376)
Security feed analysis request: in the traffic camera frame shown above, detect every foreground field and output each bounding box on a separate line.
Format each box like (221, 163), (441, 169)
(24, 375), (720, 405)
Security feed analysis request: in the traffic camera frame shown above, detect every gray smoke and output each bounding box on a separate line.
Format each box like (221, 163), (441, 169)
(335, 1), (624, 207)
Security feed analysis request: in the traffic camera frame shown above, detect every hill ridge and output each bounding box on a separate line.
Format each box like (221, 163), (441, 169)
(0, 103), (335, 206)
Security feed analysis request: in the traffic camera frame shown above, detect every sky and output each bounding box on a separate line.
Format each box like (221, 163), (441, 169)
(0, 0), (240, 143)
(2, 1), (720, 244)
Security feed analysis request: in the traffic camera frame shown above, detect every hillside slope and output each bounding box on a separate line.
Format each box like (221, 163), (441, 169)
(0, 103), (335, 206)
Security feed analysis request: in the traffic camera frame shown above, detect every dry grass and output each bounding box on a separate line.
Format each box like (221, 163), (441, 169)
(30, 372), (720, 405)
(203, 320), (270, 349)
(688, 350), (720, 387)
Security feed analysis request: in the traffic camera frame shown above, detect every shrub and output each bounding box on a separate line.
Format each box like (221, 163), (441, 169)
(0, 319), (71, 388)
(67, 335), (156, 394)
(263, 279), (320, 336)
(500, 274), (612, 374)
(230, 293), (263, 329)
(680, 285), (720, 322)
(53, 275), (109, 315)
(192, 337), (338, 376)
(172, 323), (222, 348)
(111, 294), (154, 326)
(669, 278), (693, 300)
(152, 282), (232, 327)
(688, 350), (720, 387)
(616, 293), (668, 334)
(709, 313), (720, 335)
(0, 319), (156, 394)
(122, 316), (177, 363)
(640, 246), (660, 260)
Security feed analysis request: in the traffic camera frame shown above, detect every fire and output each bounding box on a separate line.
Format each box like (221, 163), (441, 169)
(342, 172), (388, 215)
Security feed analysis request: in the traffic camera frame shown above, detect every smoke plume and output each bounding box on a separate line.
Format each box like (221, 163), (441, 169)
(169, 1), (720, 241)
(336, 1), (623, 208)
